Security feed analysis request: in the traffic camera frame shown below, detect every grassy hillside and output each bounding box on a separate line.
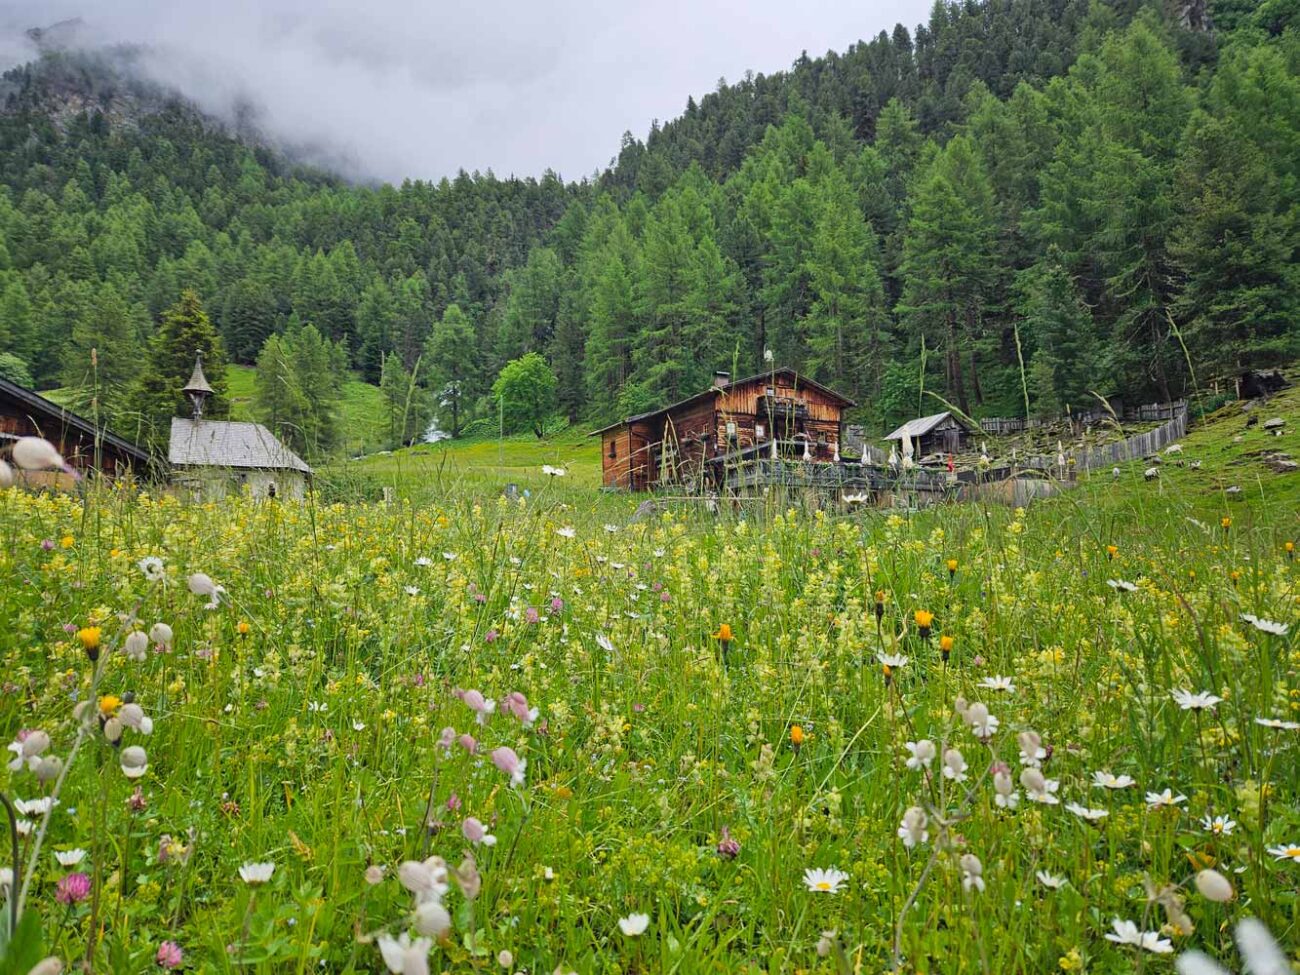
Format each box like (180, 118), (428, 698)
(225, 364), (389, 457)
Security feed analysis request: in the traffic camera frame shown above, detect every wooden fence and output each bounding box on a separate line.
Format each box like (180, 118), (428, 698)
(978, 400), (1185, 435)
(1071, 403), (1188, 471)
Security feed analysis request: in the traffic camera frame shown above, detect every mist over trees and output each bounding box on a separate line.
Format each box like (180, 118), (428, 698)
(0, 0), (1295, 451)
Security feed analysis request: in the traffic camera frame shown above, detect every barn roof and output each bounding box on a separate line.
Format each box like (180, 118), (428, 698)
(169, 418), (311, 473)
(883, 411), (972, 442)
(589, 368), (855, 436)
(0, 377), (151, 465)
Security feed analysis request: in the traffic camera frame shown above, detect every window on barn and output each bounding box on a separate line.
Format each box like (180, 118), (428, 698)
(608, 438), (617, 459)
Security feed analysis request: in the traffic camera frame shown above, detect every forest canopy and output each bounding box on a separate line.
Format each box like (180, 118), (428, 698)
(0, 0), (1295, 453)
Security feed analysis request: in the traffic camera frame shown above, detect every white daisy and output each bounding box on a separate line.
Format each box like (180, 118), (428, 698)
(1107, 579), (1138, 592)
(1035, 870), (1067, 889)
(1105, 918), (1172, 954)
(978, 675), (1015, 693)
(802, 866), (850, 893)
(1171, 689), (1222, 711)
(1268, 843), (1300, 862)
(1146, 789), (1187, 810)
(1065, 803), (1108, 821)
(1254, 716), (1300, 730)
(1240, 614), (1288, 636)
(1092, 771), (1136, 790)
(1201, 815), (1236, 836)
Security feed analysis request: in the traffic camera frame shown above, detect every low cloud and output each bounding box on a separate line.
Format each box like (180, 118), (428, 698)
(0, 0), (931, 183)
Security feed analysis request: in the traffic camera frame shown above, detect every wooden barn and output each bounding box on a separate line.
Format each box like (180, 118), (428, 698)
(1, 376), (151, 485)
(591, 369), (855, 491)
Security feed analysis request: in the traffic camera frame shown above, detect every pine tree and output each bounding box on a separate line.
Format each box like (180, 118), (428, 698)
(1018, 252), (1100, 412)
(61, 283), (140, 424)
(128, 290), (230, 446)
(379, 352), (433, 448)
(221, 279), (277, 364)
(424, 303), (478, 437)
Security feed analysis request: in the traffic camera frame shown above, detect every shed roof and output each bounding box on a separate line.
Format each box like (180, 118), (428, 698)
(0, 377), (151, 465)
(883, 411), (970, 442)
(589, 368), (855, 436)
(169, 418), (311, 473)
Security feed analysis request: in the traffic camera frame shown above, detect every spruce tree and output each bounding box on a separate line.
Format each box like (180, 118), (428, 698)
(129, 290), (229, 446)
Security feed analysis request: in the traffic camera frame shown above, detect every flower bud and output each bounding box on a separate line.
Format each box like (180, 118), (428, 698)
(102, 718), (123, 744)
(123, 631), (149, 662)
(35, 755), (63, 783)
(413, 898), (451, 938)
(1194, 868), (1234, 903)
(119, 745), (148, 778)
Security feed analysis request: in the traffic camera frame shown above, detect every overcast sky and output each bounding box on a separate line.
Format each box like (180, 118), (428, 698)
(0, 0), (933, 184)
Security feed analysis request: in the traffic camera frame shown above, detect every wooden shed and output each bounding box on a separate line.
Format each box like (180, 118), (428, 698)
(884, 411), (975, 457)
(0, 377), (151, 485)
(591, 368), (855, 491)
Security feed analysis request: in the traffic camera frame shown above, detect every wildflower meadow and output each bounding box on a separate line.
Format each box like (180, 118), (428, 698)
(0, 413), (1296, 974)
